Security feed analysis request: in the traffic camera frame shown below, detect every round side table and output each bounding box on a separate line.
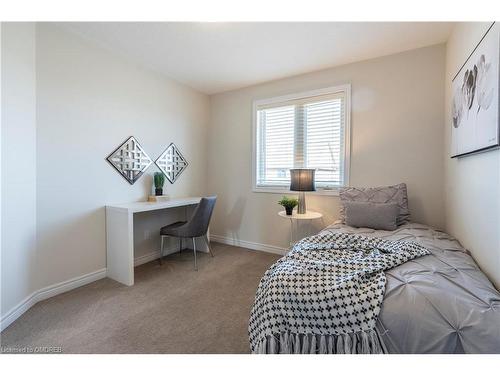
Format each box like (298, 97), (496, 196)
(278, 210), (323, 247)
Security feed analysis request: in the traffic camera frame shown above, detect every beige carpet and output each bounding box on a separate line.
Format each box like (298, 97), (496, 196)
(0, 243), (280, 353)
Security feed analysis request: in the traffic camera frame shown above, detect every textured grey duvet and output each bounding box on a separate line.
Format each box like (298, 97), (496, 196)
(321, 222), (500, 354)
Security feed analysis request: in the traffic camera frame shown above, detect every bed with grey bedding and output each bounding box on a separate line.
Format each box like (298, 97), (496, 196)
(249, 221), (500, 354)
(250, 181), (500, 354)
(320, 221), (500, 353)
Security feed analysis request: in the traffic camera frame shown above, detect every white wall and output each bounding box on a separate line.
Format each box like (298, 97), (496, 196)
(1, 23), (38, 318)
(1, 23), (210, 325)
(208, 45), (446, 250)
(6, 22), (498, 328)
(35, 24), (210, 288)
(444, 22), (500, 288)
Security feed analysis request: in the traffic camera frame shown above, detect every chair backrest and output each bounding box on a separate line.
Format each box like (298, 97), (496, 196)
(185, 196), (217, 237)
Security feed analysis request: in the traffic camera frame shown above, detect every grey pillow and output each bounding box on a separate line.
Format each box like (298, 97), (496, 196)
(339, 183), (410, 226)
(344, 202), (399, 231)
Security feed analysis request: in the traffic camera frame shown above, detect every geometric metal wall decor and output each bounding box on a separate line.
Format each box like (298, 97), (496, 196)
(106, 136), (153, 185)
(155, 143), (188, 184)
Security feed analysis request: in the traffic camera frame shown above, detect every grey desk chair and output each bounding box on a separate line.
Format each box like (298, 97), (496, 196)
(159, 196), (216, 270)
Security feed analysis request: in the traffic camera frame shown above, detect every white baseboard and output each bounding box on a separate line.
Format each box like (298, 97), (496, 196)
(0, 268), (106, 332)
(210, 234), (288, 255)
(134, 250), (161, 267)
(134, 240), (210, 267)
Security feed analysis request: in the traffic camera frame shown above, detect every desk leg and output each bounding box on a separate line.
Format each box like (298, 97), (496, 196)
(106, 207), (134, 286)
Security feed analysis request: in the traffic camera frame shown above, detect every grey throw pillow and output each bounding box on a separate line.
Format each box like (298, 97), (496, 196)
(344, 202), (399, 231)
(339, 183), (410, 225)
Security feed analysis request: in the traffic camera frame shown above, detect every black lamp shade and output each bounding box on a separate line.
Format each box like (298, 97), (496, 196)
(290, 169), (316, 191)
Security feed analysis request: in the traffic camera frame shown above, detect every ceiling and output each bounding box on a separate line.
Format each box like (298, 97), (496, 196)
(60, 22), (454, 94)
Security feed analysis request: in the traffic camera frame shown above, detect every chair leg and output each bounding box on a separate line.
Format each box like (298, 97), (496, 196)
(192, 237), (198, 271)
(204, 234), (214, 257)
(159, 236), (165, 265)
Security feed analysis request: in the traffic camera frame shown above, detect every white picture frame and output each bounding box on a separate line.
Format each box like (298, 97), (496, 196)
(451, 22), (500, 158)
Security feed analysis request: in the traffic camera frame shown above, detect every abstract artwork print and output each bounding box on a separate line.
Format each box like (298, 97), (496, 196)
(451, 23), (500, 157)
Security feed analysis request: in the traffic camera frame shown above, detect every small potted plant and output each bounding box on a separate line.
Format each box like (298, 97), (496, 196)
(154, 172), (165, 196)
(278, 196), (299, 216)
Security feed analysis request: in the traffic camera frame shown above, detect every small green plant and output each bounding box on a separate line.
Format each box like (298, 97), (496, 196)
(154, 172), (165, 189)
(278, 196), (299, 209)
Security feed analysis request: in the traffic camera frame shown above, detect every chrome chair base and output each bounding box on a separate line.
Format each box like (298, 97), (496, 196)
(159, 234), (214, 270)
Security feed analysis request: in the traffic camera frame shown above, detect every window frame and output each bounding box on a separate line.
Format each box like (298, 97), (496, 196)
(252, 84), (351, 196)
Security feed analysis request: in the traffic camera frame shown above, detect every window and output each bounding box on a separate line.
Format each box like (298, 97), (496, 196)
(253, 85), (350, 193)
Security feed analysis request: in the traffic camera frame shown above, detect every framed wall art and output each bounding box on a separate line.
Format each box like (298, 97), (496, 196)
(451, 22), (500, 158)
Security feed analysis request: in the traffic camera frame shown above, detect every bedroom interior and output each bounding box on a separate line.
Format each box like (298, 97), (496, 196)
(1, 1), (500, 368)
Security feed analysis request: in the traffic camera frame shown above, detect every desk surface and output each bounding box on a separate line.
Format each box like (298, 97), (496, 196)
(106, 197), (201, 213)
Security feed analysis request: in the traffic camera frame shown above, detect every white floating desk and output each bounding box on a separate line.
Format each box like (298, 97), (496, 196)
(106, 197), (201, 286)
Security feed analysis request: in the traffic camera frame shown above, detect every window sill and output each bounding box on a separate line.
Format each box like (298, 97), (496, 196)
(252, 187), (340, 196)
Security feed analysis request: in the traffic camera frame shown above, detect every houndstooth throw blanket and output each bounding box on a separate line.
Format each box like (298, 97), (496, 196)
(248, 232), (430, 354)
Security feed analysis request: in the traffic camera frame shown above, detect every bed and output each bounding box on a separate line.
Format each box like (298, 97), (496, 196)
(321, 221), (500, 353)
(249, 184), (500, 354)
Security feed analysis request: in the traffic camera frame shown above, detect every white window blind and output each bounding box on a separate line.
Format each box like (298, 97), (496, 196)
(254, 86), (349, 191)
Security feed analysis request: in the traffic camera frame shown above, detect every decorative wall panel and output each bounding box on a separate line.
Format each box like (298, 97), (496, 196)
(155, 143), (188, 184)
(106, 136), (153, 184)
